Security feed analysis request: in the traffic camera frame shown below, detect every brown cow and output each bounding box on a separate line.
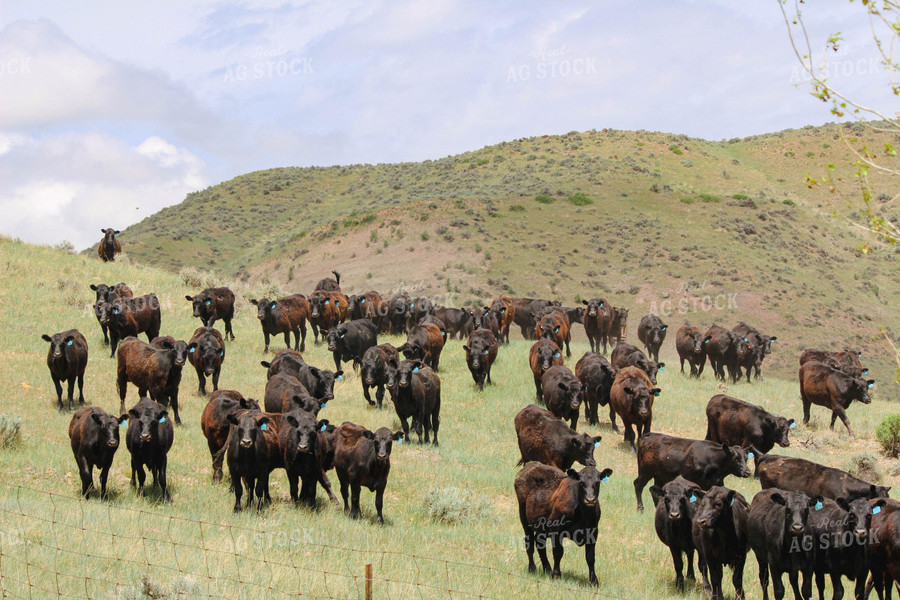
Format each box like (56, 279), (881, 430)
(116, 336), (187, 423)
(185, 287), (236, 341)
(609, 366), (661, 452)
(200, 390), (260, 483)
(99, 294), (162, 358)
(799, 360), (875, 436)
(314, 270), (342, 292)
(308, 290), (348, 343)
(514, 405), (601, 470)
(536, 310), (571, 358)
(97, 228), (121, 262)
(529, 338), (564, 402)
(69, 406), (127, 498)
(489, 295), (516, 344)
(91, 282), (132, 345)
(250, 295), (309, 353)
(398, 322), (445, 371)
(581, 298), (610, 354)
(347, 291), (386, 331)
(605, 306), (629, 352)
(574, 352), (618, 426)
(799, 349), (867, 378)
(263, 373), (321, 415)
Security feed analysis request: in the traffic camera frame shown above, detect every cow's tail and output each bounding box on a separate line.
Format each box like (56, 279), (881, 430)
(332, 270), (341, 285)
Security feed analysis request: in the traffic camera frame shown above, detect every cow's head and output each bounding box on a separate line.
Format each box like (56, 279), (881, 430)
(249, 298), (275, 321)
(227, 412), (270, 449)
(189, 338), (222, 375)
(624, 381), (659, 423)
(694, 486), (740, 530)
(396, 359), (426, 389)
(91, 410), (127, 448)
(557, 377), (584, 413)
(565, 466), (612, 508)
(650, 479), (704, 523)
(90, 283), (112, 304)
(581, 298), (604, 318)
(365, 427), (404, 463)
(186, 292), (214, 319)
(769, 415), (794, 448)
(723, 444), (752, 478)
(569, 432), (602, 468)
(101, 228), (119, 245)
(534, 341), (562, 372)
(464, 337), (494, 370)
(837, 497), (887, 542)
(283, 410), (325, 455)
(128, 402), (168, 445)
(41, 332), (78, 360)
(769, 490), (821, 536)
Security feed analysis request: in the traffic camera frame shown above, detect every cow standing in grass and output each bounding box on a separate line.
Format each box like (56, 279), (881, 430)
(42, 329), (88, 411)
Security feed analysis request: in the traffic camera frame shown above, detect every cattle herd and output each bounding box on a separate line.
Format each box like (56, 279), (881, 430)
(43, 246), (894, 597)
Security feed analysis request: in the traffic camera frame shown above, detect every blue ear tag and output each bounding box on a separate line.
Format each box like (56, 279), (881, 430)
(121, 419), (128, 427)
(361, 299), (365, 303)
(730, 497), (735, 507)
(659, 366), (664, 371)
(689, 494), (697, 504)
(159, 416), (166, 423)
(270, 303), (276, 309)
(324, 300), (329, 305)
(594, 441), (601, 447)
(320, 402), (327, 409)
(653, 390), (660, 397)
(115, 232), (119, 236)
(483, 349), (489, 355)
(67, 340), (73, 346)
(747, 451), (754, 459)
(189, 347), (195, 353)
(554, 352), (561, 358)
(205, 300), (211, 305)
(790, 422), (797, 429)
(336, 374), (342, 380)
(320, 424), (327, 432)
(413, 366), (419, 372)
(260, 423), (267, 431)
(396, 437), (403, 444)
(601, 475), (609, 483)
(815, 500), (823, 511)
(874, 506), (882, 515)
(868, 383), (874, 389)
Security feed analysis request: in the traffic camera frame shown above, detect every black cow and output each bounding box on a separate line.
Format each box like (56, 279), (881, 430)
(675, 324), (707, 378)
(125, 398), (174, 502)
(433, 306), (474, 339)
(581, 298), (609, 354)
(42, 329), (89, 411)
(703, 325), (750, 384)
(512, 298), (556, 340)
(637, 314), (668, 363)
(69, 407), (127, 499)
(405, 297), (434, 332)
(333, 422), (404, 524)
(386, 359), (441, 445)
(705, 394), (793, 453)
(186, 287), (236, 341)
(471, 306), (501, 340)
(280, 409), (330, 507)
(149, 336), (189, 425)
(649, 476), (704, 592)
(634, 433), (751, 511)
(262, 354), (342, 404)
(514, 463), (613, 586)
(117, 336), (187, 424)
(747, 488), (822, 600)
(226, 411), (273, 512)
(398, 322), (445, 371)
(325, 319), (377, 373)
(264, 373), (322, 415)
(387, 293), (411, 334)
(97, 228), (121, 262)
(575, 352), (619, 427)
(691, 486), (750, 600)
(360, 343), (399, 409)
(733, 321), (776, 381)
(756, 454), (891, 501)
(313, 270), (342, 292)
(249, 295), (308, 353)
(187, 326), (225, 396)
(90, 282), (132, 345)
(200, 391), (260, 483)
(540, 365), (583, 430)
(100, 294), (162, 358)
(514, 405), (601, 470)
(463, 328), (499, 391)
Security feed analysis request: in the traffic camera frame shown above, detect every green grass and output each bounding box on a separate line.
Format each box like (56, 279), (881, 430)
(2, 237), (898, 598)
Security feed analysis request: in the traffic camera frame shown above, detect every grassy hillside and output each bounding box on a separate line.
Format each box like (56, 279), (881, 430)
(107, 123), (900, 385)
(4, 236), (899, 599)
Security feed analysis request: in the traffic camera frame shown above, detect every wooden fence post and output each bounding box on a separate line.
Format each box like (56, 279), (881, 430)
(365, 563), (373, 600)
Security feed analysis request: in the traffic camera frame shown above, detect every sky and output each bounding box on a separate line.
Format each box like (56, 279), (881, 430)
(0, 0), (896, 250)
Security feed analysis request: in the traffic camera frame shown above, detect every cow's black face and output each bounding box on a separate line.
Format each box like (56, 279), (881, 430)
(42, 332), (75, 359)
(228, 413), (268, 449)
(623, 384), (656, 422)
(130, 405), (167, 444)
(773, 416), (793, 447)
(694, 487), (736, 529)
(571, 433), (601, 467)
(566, 466), (611, 507)
(770, 490), (818, 536)
(581, 299), (603, 318)
(725, 445), (752, 478)
(102, 228), (118, 246)
(92, 412), (125, 448)
(190, 294), (213, 319)
(538, 345), (560, 370)
(285, 411), (318, 454)
(366, 427), (403, 463)
(558, 381), (583, 412)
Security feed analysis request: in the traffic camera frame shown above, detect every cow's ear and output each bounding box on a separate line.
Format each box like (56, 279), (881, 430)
(317, 419), (329, 431)
(809, 496), (824, 509)
(623, 386), (634, 396)
(566, 469), (580, 480)
(256, 416), (271, 428)
(334, 370), (344, 380)
(100, 228), (106, 234)
(90, 284), (99, 291)
(581, 299), (588, 306)
(651, 388), (661, 397)
(185, 296), (193, 302)
(558, 382), (569, 392)
(286, 415), (299, 428)
(770, 492), (786, 506)
(688, 487), (704, 501)
(91, 412), (103, 424)
(599, 467), (613, 480)
(593, 436), (602, 445)
(725, 489), (737, 507)
(770, 336), (777, 342)
(657, 362), (665, 369)
(226, 413), (239, 425)
(115, 230), (120, 235)
(129, 408), (141, 419)
(867, 379), (876, 387)
(362, 430), (375, 440)
(835, 497), (851, 512)
(649, 486), (665, 506)
(118, 414), (129, 424)
(249, 299), (258, 305)
(392, 431), (404, 441)
(41, 334), (52, 342)
(873, 499), (888, 513)
(463, 345), (471, 353)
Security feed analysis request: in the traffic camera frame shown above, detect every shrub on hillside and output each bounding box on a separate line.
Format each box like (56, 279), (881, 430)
(0, 415), (23, 448)
(845, 452), (882, 482)
(422, 486), (495, 525)
(535, 194), (555, 204)
(877, 415), (900, 458)
(568, 193), (593, 206)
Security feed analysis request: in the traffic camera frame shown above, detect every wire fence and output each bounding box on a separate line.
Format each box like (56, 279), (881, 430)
(0, 483), (631, 600)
